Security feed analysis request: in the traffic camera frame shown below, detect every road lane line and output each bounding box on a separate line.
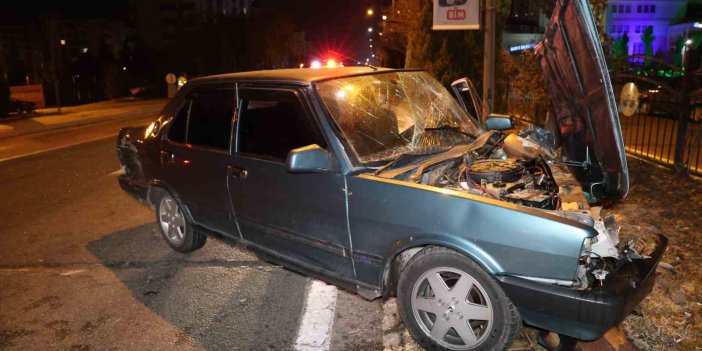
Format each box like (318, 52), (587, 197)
(0, 134), (118, 163)
(295, 280), (338, 351)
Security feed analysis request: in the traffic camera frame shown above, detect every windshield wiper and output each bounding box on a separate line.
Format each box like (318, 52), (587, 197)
(423, 125), (477, 139)
(373, 146), (451, 175)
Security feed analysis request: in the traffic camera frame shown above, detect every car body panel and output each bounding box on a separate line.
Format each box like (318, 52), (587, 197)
(347, 174), (596, 285)
(227, 154), (355, 277)
(536, 0), (629, 200)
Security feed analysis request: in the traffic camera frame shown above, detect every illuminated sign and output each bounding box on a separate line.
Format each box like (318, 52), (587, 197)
(433, 0), (479, 30)
(509, 43), (536, 52)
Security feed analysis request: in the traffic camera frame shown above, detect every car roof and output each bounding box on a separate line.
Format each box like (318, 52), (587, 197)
(190, 67), (407, 86)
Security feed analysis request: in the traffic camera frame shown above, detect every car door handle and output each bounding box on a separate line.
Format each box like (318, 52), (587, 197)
(228, 165), (248, 179)
(160, 150), (175, 164)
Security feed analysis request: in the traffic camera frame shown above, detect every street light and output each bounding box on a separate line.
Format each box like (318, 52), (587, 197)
(60, 39), (66, 46)
(382, 15), (387, 21)
(366, 8), (374, 16)
(368, 27), (373, 33)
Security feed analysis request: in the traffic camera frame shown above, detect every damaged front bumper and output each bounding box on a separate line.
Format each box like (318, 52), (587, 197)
(496, 234), (668, 341)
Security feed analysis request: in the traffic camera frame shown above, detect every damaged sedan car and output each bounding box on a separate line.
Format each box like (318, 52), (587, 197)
(117, 1), (666, 349)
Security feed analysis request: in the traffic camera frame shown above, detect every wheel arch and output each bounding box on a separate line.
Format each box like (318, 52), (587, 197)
(380, 235), (504, 298)
(147, 179), (196, 224)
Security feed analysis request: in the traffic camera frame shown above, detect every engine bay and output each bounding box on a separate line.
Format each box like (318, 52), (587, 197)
(416, 127), (564, 212)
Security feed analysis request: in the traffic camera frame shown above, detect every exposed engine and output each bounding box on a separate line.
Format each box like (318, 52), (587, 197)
(419, 127), (562, 211)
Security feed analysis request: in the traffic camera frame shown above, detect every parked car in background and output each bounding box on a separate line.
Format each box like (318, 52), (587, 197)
(117, 1), (666, 350)
(8, 98), (36, 114)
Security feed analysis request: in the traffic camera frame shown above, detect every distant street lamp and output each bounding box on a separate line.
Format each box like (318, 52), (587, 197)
(382, 15), (387, 21)
(60, 39), (66, 46)
(366, 9), (374, 16)
(368, 27), (373, 33)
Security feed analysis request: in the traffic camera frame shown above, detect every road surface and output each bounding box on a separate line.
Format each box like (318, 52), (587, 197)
(0, 113), (543, 350)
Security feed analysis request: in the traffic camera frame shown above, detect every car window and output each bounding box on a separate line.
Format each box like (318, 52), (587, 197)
(168, 100), (190, 143)
(187, 89), (236, 150)
(237, 90), (326, 161)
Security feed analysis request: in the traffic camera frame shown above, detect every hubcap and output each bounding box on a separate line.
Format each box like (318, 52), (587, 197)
(159, 195), (186, 246)
(411, 267), (493, 350)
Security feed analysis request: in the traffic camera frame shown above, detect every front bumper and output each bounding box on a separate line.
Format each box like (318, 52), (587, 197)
(497, 234), (668, 340)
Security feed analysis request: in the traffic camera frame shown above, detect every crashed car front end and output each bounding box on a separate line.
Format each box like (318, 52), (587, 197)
(314, 0), (668, 337)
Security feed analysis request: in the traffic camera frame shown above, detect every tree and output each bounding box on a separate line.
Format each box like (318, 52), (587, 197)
(611, 32), (630, 58)
(641, 26), (655, 66)
(588, 0), (609, 44)
(0, 64), (9, 117)
(402, 0), (512, 111)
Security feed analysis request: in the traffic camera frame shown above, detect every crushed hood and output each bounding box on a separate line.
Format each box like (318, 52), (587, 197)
(535, 0), (629, 201)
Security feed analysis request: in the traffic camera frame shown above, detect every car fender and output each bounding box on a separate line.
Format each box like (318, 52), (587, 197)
(379, 233), (504, 296)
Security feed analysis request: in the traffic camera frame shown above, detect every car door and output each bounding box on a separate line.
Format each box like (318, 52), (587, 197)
(227, 86), (354, 277)
(160, 87), (238, 237)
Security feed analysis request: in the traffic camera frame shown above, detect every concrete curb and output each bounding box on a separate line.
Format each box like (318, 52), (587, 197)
(0, 108), (162, 141)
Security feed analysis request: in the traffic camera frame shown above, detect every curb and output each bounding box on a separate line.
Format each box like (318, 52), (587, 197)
(0, 108), (162, 141)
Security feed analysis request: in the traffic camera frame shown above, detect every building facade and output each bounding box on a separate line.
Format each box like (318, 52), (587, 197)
(606, 0), (688, 57)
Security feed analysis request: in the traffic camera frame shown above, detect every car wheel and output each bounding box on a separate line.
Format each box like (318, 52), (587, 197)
(156, 193), (206, 252)
(397, 247), (520, 350)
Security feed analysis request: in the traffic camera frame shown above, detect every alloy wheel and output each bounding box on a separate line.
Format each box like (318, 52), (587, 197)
(411, 266), (493, 350)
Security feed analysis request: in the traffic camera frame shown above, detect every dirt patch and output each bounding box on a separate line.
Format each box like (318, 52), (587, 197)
(0, 328), (35, 348)
(605, 158), (702, 350)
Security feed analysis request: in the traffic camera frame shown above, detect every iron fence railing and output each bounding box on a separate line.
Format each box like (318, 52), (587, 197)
(507, 94), (702, 177)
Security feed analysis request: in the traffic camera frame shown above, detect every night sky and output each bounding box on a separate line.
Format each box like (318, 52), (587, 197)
(0, 0), (383, 63)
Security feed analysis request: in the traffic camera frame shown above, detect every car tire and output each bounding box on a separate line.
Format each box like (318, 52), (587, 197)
(397, 246), (520, 351)
(155, 192), (206, 253)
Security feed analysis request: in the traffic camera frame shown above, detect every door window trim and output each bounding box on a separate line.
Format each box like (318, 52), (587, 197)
(163, 86), (237, 156)
(233, 86), (332, 164)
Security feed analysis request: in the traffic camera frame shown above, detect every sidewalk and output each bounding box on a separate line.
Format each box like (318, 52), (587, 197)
(0, 98), (167, 141)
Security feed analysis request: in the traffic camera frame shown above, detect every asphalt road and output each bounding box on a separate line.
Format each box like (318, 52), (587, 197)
(0, 120), (385, 350)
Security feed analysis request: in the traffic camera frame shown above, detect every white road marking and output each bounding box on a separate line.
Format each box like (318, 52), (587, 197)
(0, 134), (118, 163)
(295, 280), (338, 351)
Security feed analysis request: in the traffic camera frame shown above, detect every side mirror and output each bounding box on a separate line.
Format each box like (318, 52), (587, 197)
(286, 144), (330, 173)
(485, 114), (514, 131)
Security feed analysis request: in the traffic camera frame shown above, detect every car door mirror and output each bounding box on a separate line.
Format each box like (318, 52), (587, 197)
(286, 144), (330, 173)
(485, 114), (514, 131)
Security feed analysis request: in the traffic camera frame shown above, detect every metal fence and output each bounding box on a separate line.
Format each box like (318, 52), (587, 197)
(507, 94), (702, 177)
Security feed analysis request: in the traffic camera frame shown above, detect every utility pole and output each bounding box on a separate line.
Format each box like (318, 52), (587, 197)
(46, 15), (62, 114)
(482, 0), (495, 119)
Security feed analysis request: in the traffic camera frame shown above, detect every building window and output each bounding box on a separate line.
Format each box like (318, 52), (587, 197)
(635, 25), (641, 33)
(643, 5), (649, 13)
(623, 25), (630, 32)
(626, 5), (631, 13)
(637, 4), (642, 13)
(610, 25), (616, 33)
(612, 4), (617, 13)
(650, 5), (656, 13)
(618, 4), (625, 13)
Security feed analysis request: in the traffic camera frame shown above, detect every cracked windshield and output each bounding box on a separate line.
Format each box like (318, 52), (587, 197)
(316, 71), (480, 163)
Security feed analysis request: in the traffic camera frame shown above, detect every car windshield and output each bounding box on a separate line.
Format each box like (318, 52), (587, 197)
(316, 71), (480, 163)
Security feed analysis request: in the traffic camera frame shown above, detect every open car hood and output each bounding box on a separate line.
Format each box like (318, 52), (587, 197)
(535, 0), (629, 201)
